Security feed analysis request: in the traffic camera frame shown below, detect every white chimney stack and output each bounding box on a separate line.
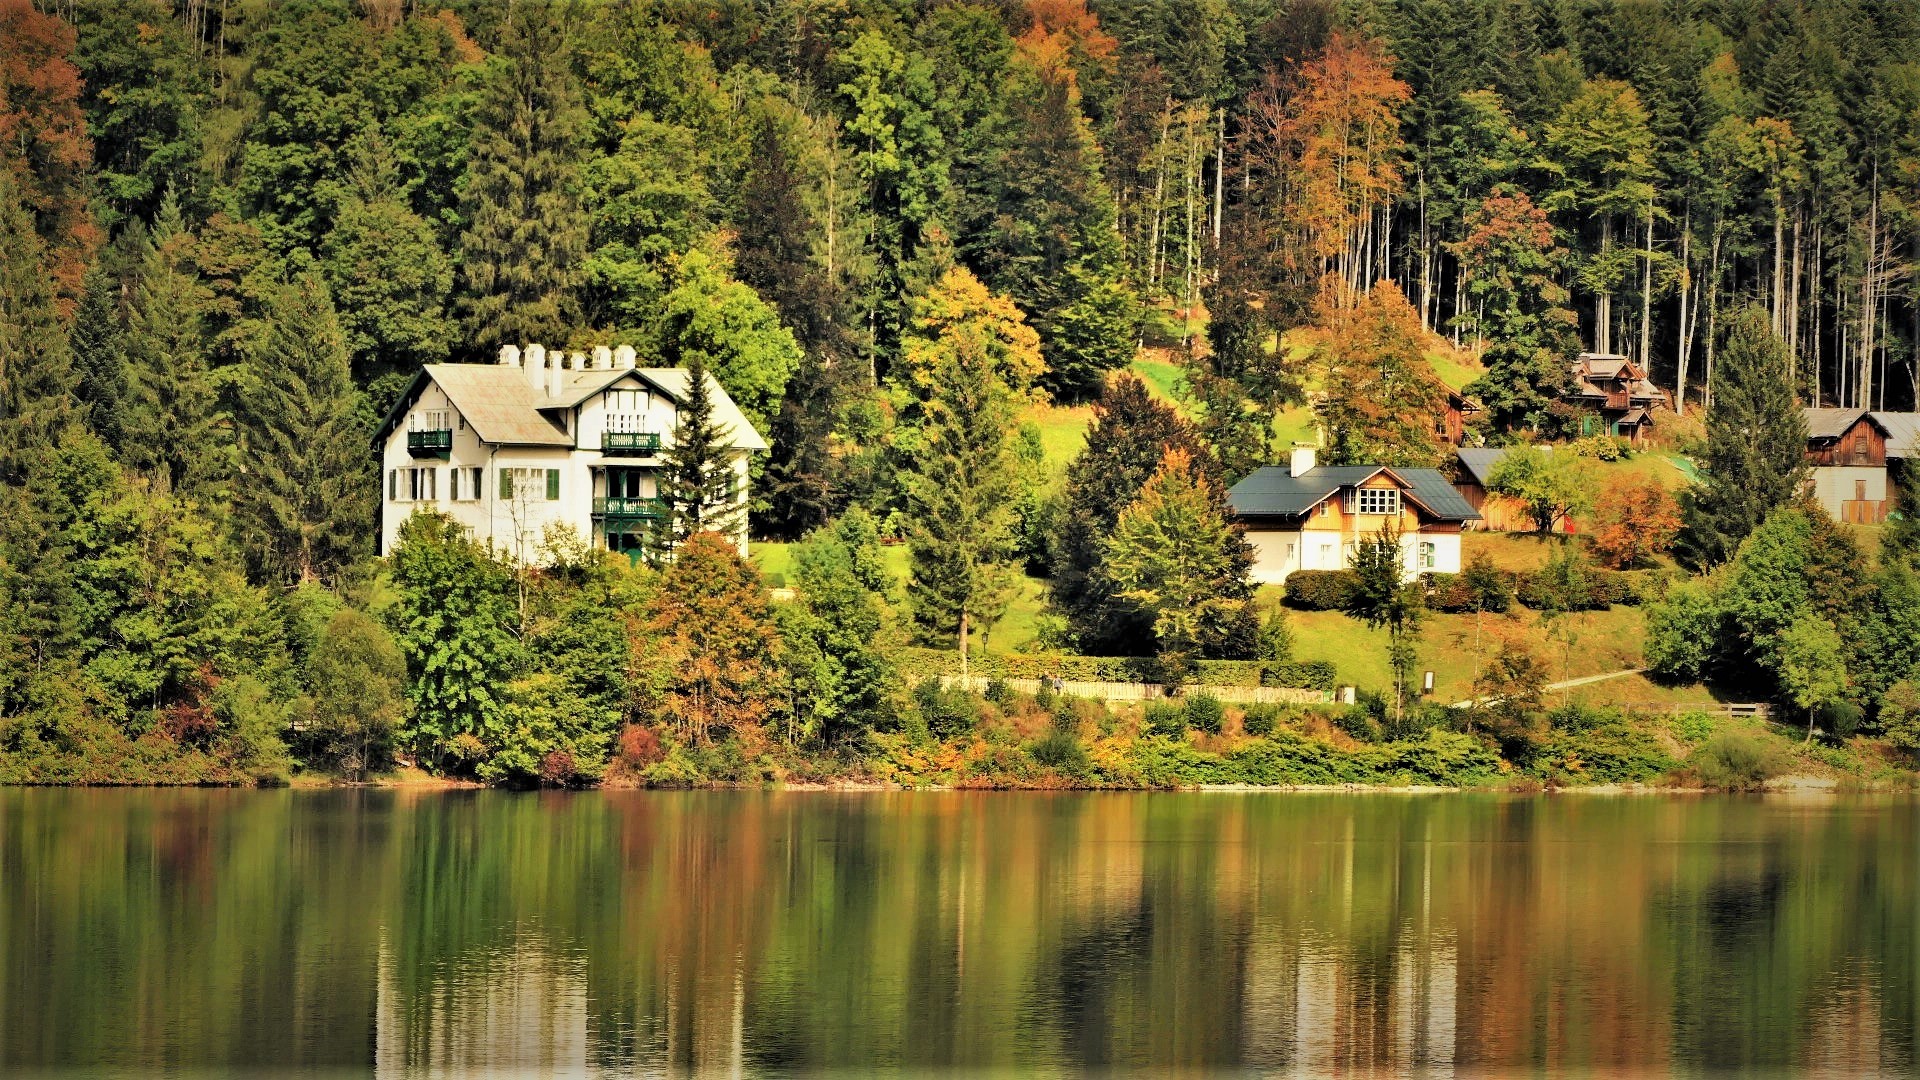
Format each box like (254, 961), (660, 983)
(524, 343), (547, 392)
(548, 355), (564, 399)
(1290, 445), (1317, 478)
(568, 350), (585, 372)
(498, 344), (520, 367)
(615, 344), (636, 370)
(593, 345), (612, 370)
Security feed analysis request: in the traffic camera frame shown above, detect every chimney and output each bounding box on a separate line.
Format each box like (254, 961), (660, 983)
(524, 343), (547, 393)
(593, 345), (612, 370)
(1290, 445), (1317, 478)
(548, 355), (564, 399)
(569, 350), (587, 372)
(498, 344), (521, 367)
(614, 344), (636, 370)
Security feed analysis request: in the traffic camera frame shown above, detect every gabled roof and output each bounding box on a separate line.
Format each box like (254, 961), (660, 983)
(1804, 407), (1886, 443)
(1872, 411), (1920, 458)
(1454, 447), (1507, 487)
(1228, 464), (1479, 522)
(373, 362), (771, 451)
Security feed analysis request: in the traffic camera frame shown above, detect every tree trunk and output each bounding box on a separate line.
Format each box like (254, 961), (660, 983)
(1639, 201), (1654, 369)
(1676, 212), (1692, 415)
(1597, 216), (1613, 353)
(959, 610), (970, 678)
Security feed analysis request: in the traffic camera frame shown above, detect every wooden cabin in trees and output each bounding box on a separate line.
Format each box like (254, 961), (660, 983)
(1451, 447), (1573, 533)
(1564, 353), (1671, 444)
(1435, 384), (1481, 447)
(1803, 408), (1890, 524)
(1226, 447), (1481, 584)
(373, 344), (767, 562)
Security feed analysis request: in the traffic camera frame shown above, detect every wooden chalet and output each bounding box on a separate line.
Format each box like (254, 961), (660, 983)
(1451, 447), (1572, 533)
(1565, 353), (1671, 444)
(1803, 408), (1890, 523)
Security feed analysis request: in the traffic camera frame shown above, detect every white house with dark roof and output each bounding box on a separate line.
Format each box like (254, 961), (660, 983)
(1226, 447), (1481, 584)
(374, 343), (767, 561)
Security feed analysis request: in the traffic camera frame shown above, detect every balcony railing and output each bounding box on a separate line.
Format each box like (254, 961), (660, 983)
(593, 496), (667, 519)
(407, 429), (452, 458)
(603, 431), (661, 455)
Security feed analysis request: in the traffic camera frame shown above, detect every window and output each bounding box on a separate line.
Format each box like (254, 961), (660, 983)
(1342, 487), (1400, 515)
(500, 467), (561, 501)
(1852, 436), (1870, 465)
(605, 389), (651, 432)
(1419, 541), (1436, 569)
(1319, 543), (1333, 565)
(1857, 479), (1869, 501)
(410, 409), (451, 432)
(389, 467), (437, 502)
(450, 466), (483, 502)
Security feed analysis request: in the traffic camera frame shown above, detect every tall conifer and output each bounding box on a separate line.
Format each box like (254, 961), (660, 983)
(456, 5), (586, 357)
(658, 355), (743, 550)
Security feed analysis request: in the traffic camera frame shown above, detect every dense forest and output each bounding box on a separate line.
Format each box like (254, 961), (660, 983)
(5, 0), (1920, 786)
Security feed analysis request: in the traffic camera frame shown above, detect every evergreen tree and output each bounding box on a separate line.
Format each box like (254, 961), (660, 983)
(658, 354), (743, 550)
(120, 192), (223, 497)
(899, 268), (1042, 661)
(321, 138), (455, 382)
(1104, 447), (1252, 677)
(0, 171), (78, 482)
(777, 509), (897, 745)
(1455, 188), (1578, 430)
(69, 260), (131, 455)
(1679, 306), (1808, 568)
(233, 274), (372, 585)
(455, 5), (587, 357)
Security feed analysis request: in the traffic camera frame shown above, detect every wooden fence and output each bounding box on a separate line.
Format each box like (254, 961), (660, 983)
(1615, 702), (1773, 720)
(939, 676), (1333, 706)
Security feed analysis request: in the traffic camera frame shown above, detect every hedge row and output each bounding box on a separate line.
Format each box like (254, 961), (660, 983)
(1288, 567), (1667, 613)
(896, 650), (1337, 690)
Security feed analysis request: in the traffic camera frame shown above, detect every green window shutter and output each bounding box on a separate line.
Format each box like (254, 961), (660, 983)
(546, 469), (560, 500)
(388, 469), (396, 500)
(500, 469), (513, 499)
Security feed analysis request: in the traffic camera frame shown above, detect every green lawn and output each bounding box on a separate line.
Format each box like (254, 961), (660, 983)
(752, 540), (910, 590)
(1020, 399), (1094, 475)
(1129, 351), (1188, 406)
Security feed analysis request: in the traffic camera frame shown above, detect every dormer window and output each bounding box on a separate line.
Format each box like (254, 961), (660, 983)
(1342, 487), (1401, 515)
(605, 389), (651, 431)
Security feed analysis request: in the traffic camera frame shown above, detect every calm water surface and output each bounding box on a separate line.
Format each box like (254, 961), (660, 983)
(0, 789), (1915, 1077)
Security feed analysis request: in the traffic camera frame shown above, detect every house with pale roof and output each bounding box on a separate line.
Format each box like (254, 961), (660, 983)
(1565, 353), (1670, 443)
(374, 343), (767, 561)
(1226, 446), (1481, 584)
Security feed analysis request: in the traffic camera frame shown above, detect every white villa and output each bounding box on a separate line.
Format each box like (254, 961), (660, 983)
(375, 343), (767, 561)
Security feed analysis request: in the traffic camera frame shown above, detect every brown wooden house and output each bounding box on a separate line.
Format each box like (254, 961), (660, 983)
(1804, 408), (1889, 523)
(1436, 385), (1481, 447)
(1565, 353), (1671, 444)
(1452, 447), (1573, 533)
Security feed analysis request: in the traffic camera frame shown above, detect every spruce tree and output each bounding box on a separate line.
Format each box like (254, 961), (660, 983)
(121, 191), (223, 497)
(233, 273), (371, 584)
(658, 354), (743, 550)
(0, 171), (77, 483)
(69, 259), (131, 456)
(455, 5), (587, 357)
(1679, 306), (1808, 568)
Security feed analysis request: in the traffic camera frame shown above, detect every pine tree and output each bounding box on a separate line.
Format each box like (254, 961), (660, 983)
(1679, 306), (1808, 568)
(900, 268), (1041, 661)
(658, 354), (743, 550)
(0, 170), (78, 483)
(121, 191), (223, 497)
(69, 259), (131, 455)
(455, 5), (587, 357)
(1104, 447), (1251, 677)
(233, 273), (371, 584)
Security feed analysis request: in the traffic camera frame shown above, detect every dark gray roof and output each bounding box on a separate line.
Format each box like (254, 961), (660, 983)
(1228, 465), (1479, 522)
(1455, 447), (1507, 486)
(1804, 407), (1876, 442)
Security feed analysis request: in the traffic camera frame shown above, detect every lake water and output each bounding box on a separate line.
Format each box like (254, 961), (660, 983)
(0, 789), (1914, 1077)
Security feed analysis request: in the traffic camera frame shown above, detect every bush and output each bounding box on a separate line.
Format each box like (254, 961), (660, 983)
(1818, 701), (1862, 742)
(984, 677), (1016, 707)
(1881, 680), (1920, 753)
(1184, 693), (1225, 735)
(1569, 434), (1632, 461)
(1284, 569), (1358, 610)
(1691, 728), (1786, 790)
(1674, 710), (1717, 744)
(894, 650), (1336, 690)
(1532, 720), (1678, 784)
(1028, 730), (1093, 778)
(1337, 691), (1388, 742)
(1241, 702), (1284, 737)
(1143, 700), (1186, 737)
(912, 678), (978, 742)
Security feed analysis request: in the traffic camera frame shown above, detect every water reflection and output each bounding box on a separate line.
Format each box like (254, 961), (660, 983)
(0, 790), (1913, 1075)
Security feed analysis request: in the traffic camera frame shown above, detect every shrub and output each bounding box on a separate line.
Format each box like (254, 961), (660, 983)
(1184, 693), (1225, 735)
(912, 678), (978, 742)
(1284, 569), (1357, 610)
(1570, 434), (1632, 461)
(1051, 694), (1102, 735)
(984, 677), (1016, 707)
(894, 650), (1336, 690)
(1881, 680), (1920, 753)
(1143, 700), (1187, 737)
(1691, 728), (1786, 790)
(1028, 730), (1093, 778)
(1817, 701), (1862, 741)
(1532, 720), (1678, 784)
(1673, 710), (1717, 744)
(1337, 691), (1388, 742)
(1241, 702), (1284, 737)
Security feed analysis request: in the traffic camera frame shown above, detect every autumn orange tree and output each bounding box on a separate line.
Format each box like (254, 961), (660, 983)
(639, 531), (783, 748)
(1249, 32), (1410, 294)
(1590, 480), (1682, 570)
(0, 0), (98, 314)
(1309, 279), (1449, 468)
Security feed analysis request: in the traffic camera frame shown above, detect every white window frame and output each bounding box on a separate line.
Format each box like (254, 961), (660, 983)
(604, 389), (651, 433)
(1344, 486), (1401, 516)
(410, 409), (451, 432)
(1419, 541), (1436, 569)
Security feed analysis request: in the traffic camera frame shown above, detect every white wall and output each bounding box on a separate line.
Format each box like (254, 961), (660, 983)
(1809, 465), (1886, 520)
(1242, 527), (1461, 584)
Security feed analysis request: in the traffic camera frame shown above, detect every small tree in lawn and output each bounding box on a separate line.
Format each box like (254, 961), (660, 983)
(1777, 617), (1846, 743)
(658, 354), (743, 552)
(1590, 479), (1682, 569)
(1104, 447), (1251, 684)
(1486, 445), (1594, 535)
(1343, 524), (1424, 720)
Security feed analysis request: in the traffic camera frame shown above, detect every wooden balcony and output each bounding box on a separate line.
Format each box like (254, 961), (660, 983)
(1604, 391), (1630, 411)
(602, 431), (661, 456)
(593, 496), (666, 519)
(407, 429), (452, 459)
